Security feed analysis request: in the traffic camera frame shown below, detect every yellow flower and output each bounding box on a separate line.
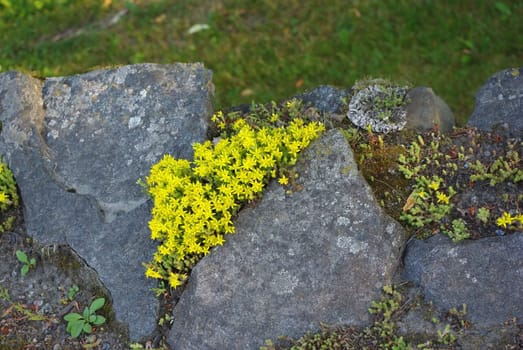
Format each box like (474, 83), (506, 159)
(278, 175), (289, 185)
(205, 234), (225, 247)
(270, 113), (279, 123)
(496, 212), (514, 228)
(428, 181), (440, 191)
(211, 111), (223, 123)
(436, 191), (450, 204)
(416, 190), (427, 199)
(0, 192), (10, 204)
(250, 180), (264, 194)
(145, 267), (163, 279)
(168, 273), (187, 289)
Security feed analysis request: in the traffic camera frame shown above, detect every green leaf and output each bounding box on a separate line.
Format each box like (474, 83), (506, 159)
(89, 297), (105, 313)
(67, 284), (79, 300)
(82, 306), (91, 318)
(69, 320), (85, 338)
(93, 315), (106, 325)
(83, 322), (92, 334)
(15, 250), (28, 264)
(63, 313), (82, 322)
(21, 265), (29, 276)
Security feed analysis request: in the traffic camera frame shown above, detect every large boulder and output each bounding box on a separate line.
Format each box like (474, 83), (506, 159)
(467, 67), (523, 137)
(0, 63), (213, 341)
(403, 233), (523, 327)
(168, 129), (406, 349)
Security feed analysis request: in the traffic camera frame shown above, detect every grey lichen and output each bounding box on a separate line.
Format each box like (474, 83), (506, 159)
(348, 78), (411, 133)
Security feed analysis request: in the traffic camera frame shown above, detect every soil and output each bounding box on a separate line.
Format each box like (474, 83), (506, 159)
(0, 206), (130, 350)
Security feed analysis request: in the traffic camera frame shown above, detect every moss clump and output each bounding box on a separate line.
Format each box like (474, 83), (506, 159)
(341, 126), (412, 224)
(142, 101), (325, 289)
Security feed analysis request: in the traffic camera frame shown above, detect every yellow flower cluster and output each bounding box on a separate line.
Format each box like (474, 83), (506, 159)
(496, 211), (523, 229)
(401, 175), (455, 230)
(144, 117), (324, 288)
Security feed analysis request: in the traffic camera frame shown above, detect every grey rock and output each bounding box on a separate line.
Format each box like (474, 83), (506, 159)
(405, 87), (455, 133)
(468, 67), (523, 137)
(395, 283), (521, 349)
(403, 233), (523, 327)
(295, 85), (350, 114)
(457, 324), (522, 350)
(0, 63), (214, 341)
(168, 129), (405, 350)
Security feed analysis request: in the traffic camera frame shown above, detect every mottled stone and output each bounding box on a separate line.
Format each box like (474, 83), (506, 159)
(295, 85), (350, 114)
(169, 129), (405, 350)
(403, 233), (523, 327)
(0, 63), (214, 341)
(468, 67), (523, 138)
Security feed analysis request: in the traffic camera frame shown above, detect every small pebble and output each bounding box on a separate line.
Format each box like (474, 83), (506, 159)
(495, 229), (505, 236)
(40, 303), (53, 314)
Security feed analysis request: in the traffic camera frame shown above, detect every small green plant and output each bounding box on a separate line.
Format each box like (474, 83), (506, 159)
(437, 324), (457, 345)
(151, 280), (168, 297)
(0, 285), (9, 301)
(366, 285), (407, 349)
(67, 284), (79, 300)
(15, 249), (36, 276)
(0, 156), (19, 233)
(399, 174), (456, 237)
(445, 218), (470, 242)
(469, 149), (522, 186)
(64, 297), (106, 338)
(476, 207), (490, 225)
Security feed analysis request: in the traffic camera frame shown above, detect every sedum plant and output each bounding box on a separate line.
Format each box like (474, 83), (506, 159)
(0, 155), (19, 232)
(400, 174), (457, 238)
(143, 108), (324, 289)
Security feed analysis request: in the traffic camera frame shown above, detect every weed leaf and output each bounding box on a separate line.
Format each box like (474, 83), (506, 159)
(90, 297), (105, 313)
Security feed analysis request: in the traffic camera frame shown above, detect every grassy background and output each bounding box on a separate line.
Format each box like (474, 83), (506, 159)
(1, 0), (522, 125)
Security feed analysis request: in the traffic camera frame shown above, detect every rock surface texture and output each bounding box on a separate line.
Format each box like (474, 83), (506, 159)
(403, 233), (523, 327)
(0, 63), (213, 341)
(468, 66), (523, 137)
(168, 130), (406, 349)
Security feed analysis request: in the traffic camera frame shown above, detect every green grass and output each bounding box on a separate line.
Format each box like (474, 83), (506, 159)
(1, 0), (522, 125)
